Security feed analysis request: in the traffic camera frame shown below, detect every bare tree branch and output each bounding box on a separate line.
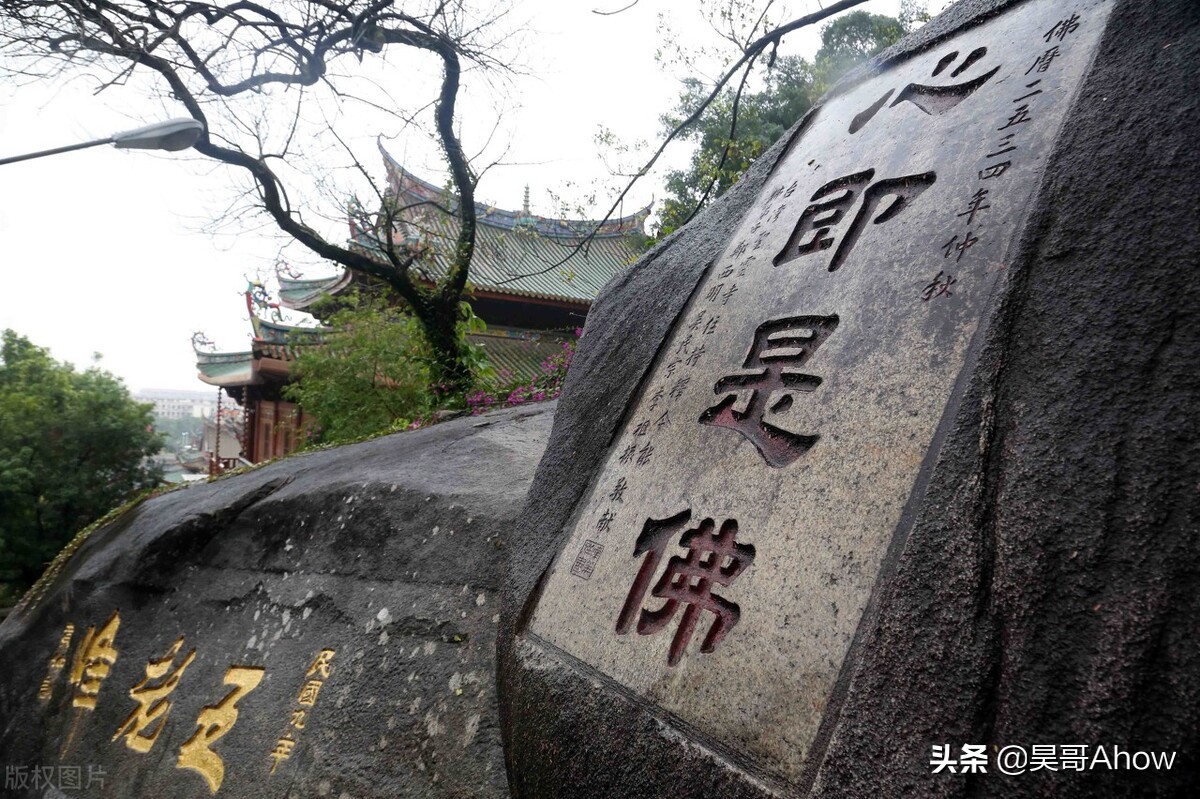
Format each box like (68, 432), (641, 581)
(496, 0), (869, 285)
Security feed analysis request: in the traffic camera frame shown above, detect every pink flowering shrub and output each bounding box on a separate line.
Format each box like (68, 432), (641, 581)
(464, 329), (579, 415)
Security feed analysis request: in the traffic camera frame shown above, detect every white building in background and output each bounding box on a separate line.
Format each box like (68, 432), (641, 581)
(135, 389), (219, 420)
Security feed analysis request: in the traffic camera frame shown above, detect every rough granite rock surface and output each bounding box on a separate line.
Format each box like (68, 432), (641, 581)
(498, 0), (1199, 796)
(0, 402), (554, 799)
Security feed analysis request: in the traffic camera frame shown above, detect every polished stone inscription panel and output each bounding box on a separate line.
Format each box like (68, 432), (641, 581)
(529, 0), (1112, 786)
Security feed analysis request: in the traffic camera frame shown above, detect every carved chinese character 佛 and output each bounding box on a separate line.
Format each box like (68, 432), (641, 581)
(774, 169), (936, 272)
(850, 47), (1001, 133)
(616, 511), (755, 666)
(1044, 14), (1081, 42)
(700, 315), (839, 467)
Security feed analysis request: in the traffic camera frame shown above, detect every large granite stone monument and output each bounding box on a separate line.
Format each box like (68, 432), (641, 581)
(499, 0), (1198, 796)
(0, 403), (553, 798)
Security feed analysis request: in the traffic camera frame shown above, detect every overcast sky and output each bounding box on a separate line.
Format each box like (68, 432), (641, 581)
(0, 0), (936, 393)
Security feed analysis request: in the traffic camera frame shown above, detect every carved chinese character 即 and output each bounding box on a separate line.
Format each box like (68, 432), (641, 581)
(774, 169), (936, 272)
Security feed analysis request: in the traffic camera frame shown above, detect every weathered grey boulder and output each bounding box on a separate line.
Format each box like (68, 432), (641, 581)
(0, 402), (553, 798)
(499, 1), (1198, 797)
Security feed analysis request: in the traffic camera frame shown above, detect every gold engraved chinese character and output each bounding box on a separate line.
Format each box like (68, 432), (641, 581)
(296, 680), (323, 707)
(177, 665), (265, 793)
(290, 709), (307, 730)
(68, 611), (121, 710)
(268, 736), (295, 774)
(306, 649), (336, 679)
(113, 637), (197, 753)
(38, 622), (76, 701)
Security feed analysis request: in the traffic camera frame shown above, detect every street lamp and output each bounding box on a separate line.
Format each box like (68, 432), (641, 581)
(0, 118), (204, 167)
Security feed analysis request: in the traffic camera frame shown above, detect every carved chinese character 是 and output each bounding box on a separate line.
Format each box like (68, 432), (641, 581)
(113, 636), (197, 753)
(69, 611), (121, 710)
(850, 47), (1001, 134)
(177, 666), (265, 793)
(616, 511), (755, 666)
(700, 315), (839, 468)
(774, 169), (936, 272)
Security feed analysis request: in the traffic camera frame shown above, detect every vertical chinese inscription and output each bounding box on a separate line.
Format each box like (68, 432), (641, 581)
(529, 2), (1113, 787)
(268, 648), (337, 774)
(37, 623), (75, 701)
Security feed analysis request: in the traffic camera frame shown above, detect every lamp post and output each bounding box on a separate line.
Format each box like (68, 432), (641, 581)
(0, 118), (204, 167)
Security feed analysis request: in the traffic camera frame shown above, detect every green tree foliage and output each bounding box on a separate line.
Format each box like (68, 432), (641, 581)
(284, 293), (490, 447)
(656, 9), (916, 237)
(810, 11), (906, 91)
(0, 331), (162, 600)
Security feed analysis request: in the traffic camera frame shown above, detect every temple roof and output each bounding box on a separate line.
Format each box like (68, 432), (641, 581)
(197, 326), (570, 390)
(195, 315), (323, 389)
(278, 147), (648, 311)
(379, 141), (649, 239)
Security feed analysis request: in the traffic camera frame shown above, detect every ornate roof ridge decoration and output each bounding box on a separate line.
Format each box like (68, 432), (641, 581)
(249, 314), (327, 344)
(375, 138), (651, 238)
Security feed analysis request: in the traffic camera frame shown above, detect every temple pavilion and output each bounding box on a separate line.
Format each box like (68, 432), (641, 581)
(196, 143), (649, 466)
